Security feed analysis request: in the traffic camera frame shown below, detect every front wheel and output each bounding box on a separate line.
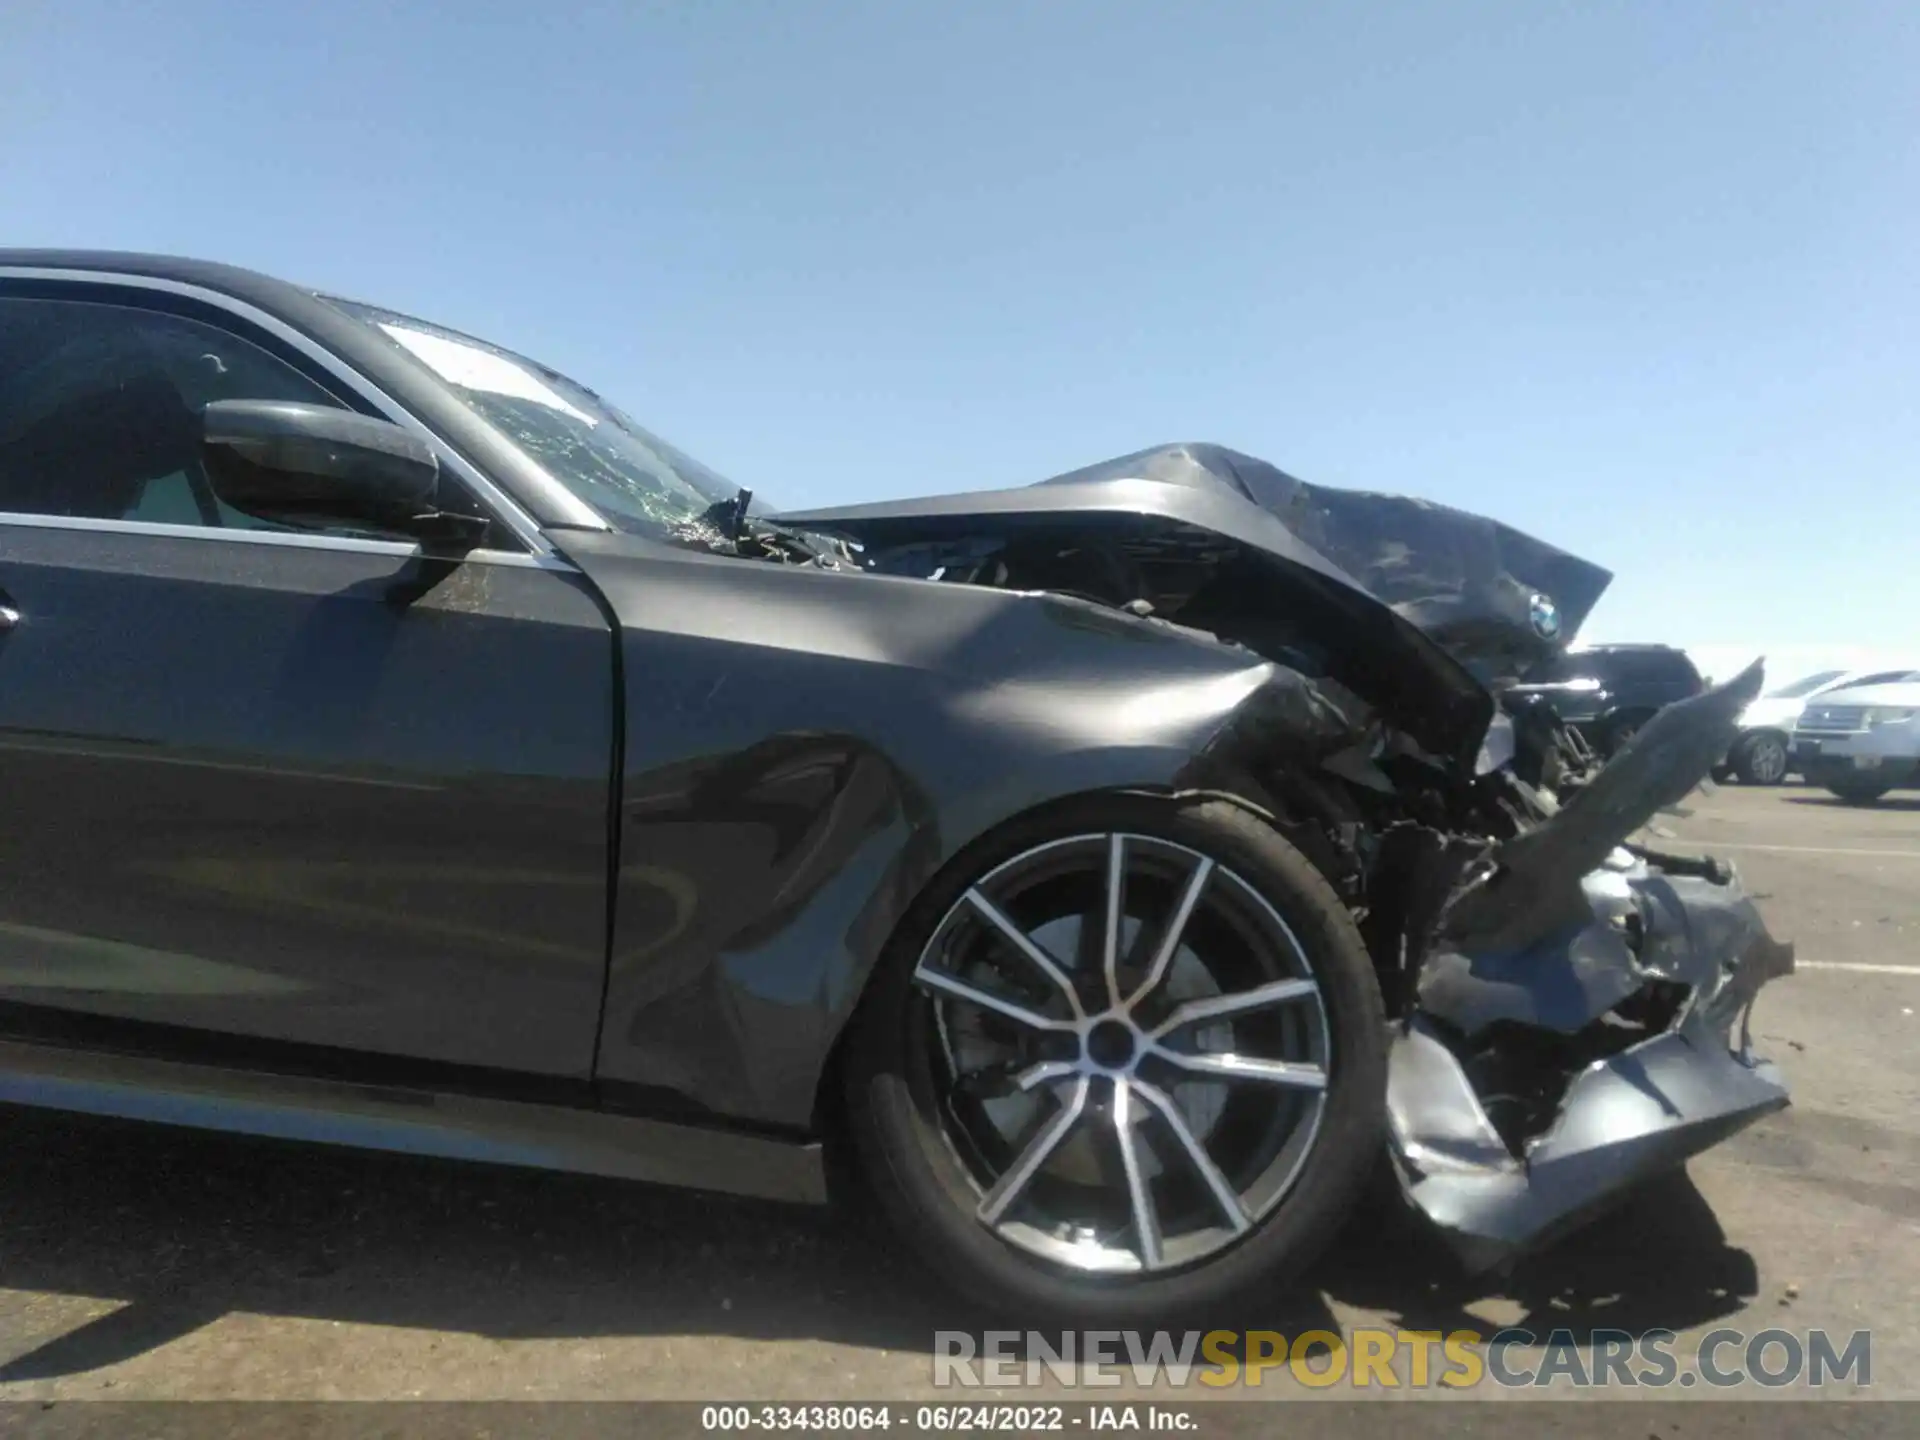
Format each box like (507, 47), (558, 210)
(841, 793), (1387, 1325)
(1731, 731), (1791, 785)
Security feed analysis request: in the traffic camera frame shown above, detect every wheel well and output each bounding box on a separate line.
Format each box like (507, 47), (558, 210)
(804, 776), (1361, 1143)
(805, 783), (1184, 1143)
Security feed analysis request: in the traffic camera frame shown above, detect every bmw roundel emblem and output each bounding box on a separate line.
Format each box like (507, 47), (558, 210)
(1529, 592), (1561, 640)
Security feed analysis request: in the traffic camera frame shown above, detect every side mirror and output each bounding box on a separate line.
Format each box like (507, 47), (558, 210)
(201, 400), (442, 535)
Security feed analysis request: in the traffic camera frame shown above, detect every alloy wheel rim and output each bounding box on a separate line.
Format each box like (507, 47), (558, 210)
(1751, 737), (1788, 783)
(910, 833), (1331, 1275)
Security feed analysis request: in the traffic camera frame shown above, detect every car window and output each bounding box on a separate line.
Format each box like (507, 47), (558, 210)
(1850, 670), (1915, 688)
(0, 296), (350, 533)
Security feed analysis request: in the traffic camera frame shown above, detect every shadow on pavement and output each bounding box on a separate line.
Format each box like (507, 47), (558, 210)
(1782, 793), (1920, 812)
(1320, 1167), (1758, 1343)
(0, 1108), (1756, 1381)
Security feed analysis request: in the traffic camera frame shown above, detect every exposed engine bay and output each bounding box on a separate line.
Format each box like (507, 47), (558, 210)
(778, 442), (1794, 1272)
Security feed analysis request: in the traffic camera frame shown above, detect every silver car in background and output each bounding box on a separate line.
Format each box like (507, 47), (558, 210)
(1793, 679), (1920, 803)
(1725, 666), (1920, 784)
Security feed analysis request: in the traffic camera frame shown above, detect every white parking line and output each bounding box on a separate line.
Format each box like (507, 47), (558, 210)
(1669, 841), (1920, 860)
(1795, 961), (1920, 976)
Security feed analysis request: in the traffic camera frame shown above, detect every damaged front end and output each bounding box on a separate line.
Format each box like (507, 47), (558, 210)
(1386, 663), (1794, 1272)
(1198, 649), (1796, 1273)
(780, 442), (1794, 1274)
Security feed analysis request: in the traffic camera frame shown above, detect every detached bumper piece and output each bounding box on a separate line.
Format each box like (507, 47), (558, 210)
(1386, 852), (1793, 1274)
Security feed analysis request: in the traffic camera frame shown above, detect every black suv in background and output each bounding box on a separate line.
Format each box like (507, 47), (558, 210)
(1508, 644), (1708, 756)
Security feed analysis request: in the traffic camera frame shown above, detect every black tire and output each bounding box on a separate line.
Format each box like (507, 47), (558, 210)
(840, 791), (1388, 1326)
(1730, 731), (1792, 786)
(1826, 777), (1893, 805)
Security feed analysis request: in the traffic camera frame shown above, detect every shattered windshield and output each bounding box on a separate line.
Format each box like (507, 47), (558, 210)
(326, 299), (752, 537)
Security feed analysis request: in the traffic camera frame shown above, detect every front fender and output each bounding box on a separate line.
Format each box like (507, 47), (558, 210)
(553, 533), (1320, 1130)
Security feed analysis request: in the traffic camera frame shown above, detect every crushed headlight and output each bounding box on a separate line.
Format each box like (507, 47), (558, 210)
(1864, 707), (1917, 727)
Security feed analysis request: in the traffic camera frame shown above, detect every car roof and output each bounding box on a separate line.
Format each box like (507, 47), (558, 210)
(1833, 666), (1920, 682)
(1563, 644), (1697, 667)
(1809, 679), (1920, 706)
(0, 248), (314, 310)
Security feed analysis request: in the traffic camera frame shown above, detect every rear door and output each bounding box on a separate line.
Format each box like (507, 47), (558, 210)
(0, 285), (616, 1079)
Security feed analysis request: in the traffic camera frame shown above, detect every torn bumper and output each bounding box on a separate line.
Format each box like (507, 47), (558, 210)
(1386, 854), (1794, 1274)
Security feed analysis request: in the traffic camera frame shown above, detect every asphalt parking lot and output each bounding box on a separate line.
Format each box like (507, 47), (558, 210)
(0, 782), (1915, 1415)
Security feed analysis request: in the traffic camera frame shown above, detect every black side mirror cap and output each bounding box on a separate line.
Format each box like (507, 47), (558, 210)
(202, 400), (440, 533)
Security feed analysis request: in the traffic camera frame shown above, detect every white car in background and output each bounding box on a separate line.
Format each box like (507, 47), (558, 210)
(1723, 666), (1920, 784)
(1792, 679), (1920, 803)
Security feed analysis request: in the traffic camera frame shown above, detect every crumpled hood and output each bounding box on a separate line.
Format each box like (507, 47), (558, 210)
(783, 444), (1610, 718)
(1033, 444), (1614, 685)
(777, 460), (1498, 767)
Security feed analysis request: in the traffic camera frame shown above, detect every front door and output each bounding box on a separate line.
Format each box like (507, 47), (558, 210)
(0, 289), (615, 1078)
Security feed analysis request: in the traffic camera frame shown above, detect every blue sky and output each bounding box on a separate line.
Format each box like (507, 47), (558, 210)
(4, 1), (1914, 679)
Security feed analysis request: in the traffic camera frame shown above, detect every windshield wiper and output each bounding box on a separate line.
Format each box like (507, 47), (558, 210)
(674, 486), (851, 568)
(696, 486), (755, 545)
